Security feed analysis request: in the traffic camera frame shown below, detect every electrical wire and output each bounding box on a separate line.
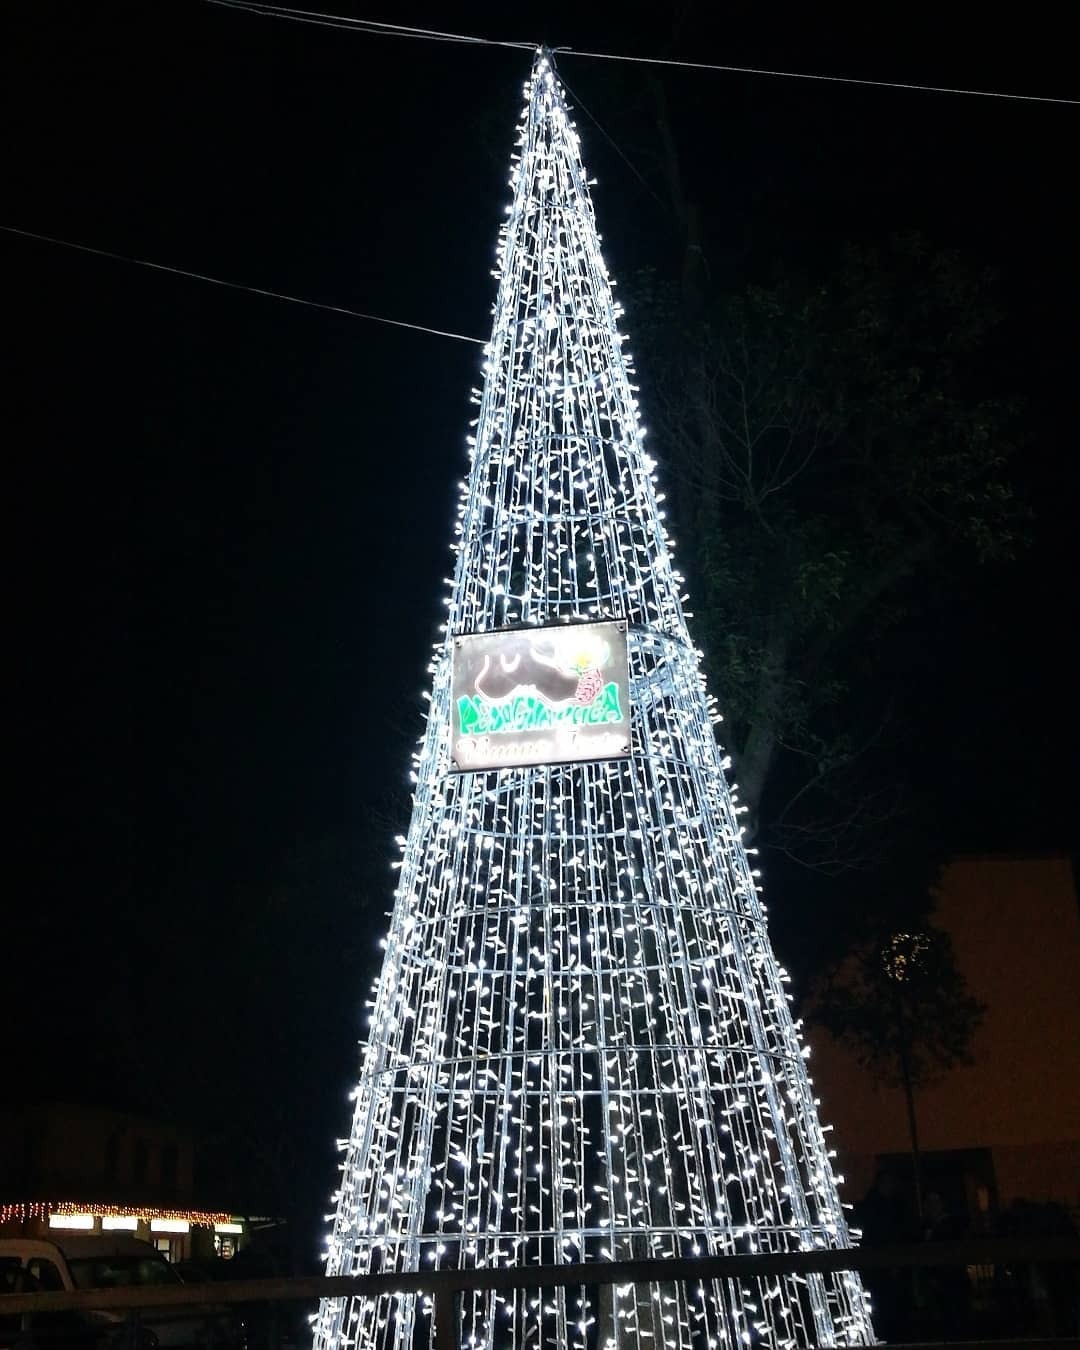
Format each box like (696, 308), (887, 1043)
(558, 44), (1080, 105)
(204, 0), (1080, 106)
(557, 72), (672, 216)
(0, 225), (487, 345)
(205, 0), (533, 50)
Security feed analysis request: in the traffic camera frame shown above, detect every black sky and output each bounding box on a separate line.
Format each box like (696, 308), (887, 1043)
(4, 0), (1077, 1246)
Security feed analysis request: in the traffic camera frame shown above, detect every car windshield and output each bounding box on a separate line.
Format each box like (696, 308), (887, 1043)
(67, 1255), (182, 1290)
(1, 1260), (31, 1295)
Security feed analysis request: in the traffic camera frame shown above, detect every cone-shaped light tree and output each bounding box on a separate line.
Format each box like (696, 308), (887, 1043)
(314, 51), (874, 1350)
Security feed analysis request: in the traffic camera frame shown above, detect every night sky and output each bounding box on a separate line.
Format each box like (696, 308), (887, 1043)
(4, 1), (1077, 1250)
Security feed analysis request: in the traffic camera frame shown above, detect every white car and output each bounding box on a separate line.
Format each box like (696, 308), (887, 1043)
(0, 1237), (232, 1350)
(1, 1256), (104, 1350)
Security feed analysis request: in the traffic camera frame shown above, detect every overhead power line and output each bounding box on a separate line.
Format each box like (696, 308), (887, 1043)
(206, 0), (532, 49)
(205, 0), (1080, 106)
(0, 225), (487, 345)
(560, 46), (1079, 106)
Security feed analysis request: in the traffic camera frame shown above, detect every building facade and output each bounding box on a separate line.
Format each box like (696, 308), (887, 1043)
(0, 1102), (246, 1263)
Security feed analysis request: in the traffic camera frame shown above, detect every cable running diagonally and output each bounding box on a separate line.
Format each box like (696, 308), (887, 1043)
(0, 225), (485, 344)
(205, 0), (1080, 105)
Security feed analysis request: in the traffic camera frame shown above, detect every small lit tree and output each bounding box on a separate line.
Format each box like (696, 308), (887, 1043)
(816, 927), (984, 1218)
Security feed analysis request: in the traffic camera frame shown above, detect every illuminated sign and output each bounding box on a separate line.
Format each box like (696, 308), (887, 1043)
(450, 620), (631, 772)
(48, 1214), (94, 1230)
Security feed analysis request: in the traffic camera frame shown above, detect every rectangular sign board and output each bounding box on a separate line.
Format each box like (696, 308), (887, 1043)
(450, 620), (631, 772)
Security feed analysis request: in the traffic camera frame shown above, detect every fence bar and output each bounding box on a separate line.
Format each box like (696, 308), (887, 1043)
(887, 1344), (1080, 1350)
(2, 1237), (1077, 1318)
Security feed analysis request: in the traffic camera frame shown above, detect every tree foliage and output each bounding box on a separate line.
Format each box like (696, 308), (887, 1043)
(815, 926), (985, 1092)
(629, 235), (1023, 875)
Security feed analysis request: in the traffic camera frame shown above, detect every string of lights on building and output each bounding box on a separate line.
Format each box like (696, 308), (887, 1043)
(313, 49), (874, 1349)
(0, 1201), (237, 1231)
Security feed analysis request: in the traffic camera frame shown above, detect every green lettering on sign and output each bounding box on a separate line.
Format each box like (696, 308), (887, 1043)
(457, 682), (623, 737)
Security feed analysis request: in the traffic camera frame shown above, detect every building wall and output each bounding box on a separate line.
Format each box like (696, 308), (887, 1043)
(0, 1105), (246, 1264)
(807, 855), (1080, 1213)
(0, 1103), (194, 1206)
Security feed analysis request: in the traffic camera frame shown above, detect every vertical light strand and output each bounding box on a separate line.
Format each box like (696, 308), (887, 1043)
(314, 48), (875, 1350)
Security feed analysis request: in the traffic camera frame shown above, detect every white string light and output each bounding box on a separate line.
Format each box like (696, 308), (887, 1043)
(314, 50), (874, 1349)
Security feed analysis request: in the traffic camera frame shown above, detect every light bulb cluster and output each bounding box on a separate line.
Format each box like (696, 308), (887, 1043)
(314, 50), (873, 1350)
(0, 1201), (234, 1228)
(881, 931), (932, 983)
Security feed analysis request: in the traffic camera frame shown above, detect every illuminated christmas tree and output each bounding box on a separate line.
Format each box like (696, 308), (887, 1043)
(315, 49), (874, 1350)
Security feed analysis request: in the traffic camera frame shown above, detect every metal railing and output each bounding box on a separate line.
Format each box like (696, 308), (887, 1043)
(3, 1237), (1079, 1349)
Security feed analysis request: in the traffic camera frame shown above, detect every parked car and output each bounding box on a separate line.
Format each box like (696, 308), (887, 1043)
(0, 1239), (233, 1350)
(1, 1257), (151, 1350)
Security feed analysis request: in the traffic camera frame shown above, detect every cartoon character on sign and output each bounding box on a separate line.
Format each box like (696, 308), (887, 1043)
(458, 626), (625, 744)
(474, 630), (611, 707)
(550, 630), (610, 705)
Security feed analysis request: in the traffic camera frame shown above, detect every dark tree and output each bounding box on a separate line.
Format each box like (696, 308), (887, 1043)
(631, 237), (1022, 877)
(815, 926), (985, 1217)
